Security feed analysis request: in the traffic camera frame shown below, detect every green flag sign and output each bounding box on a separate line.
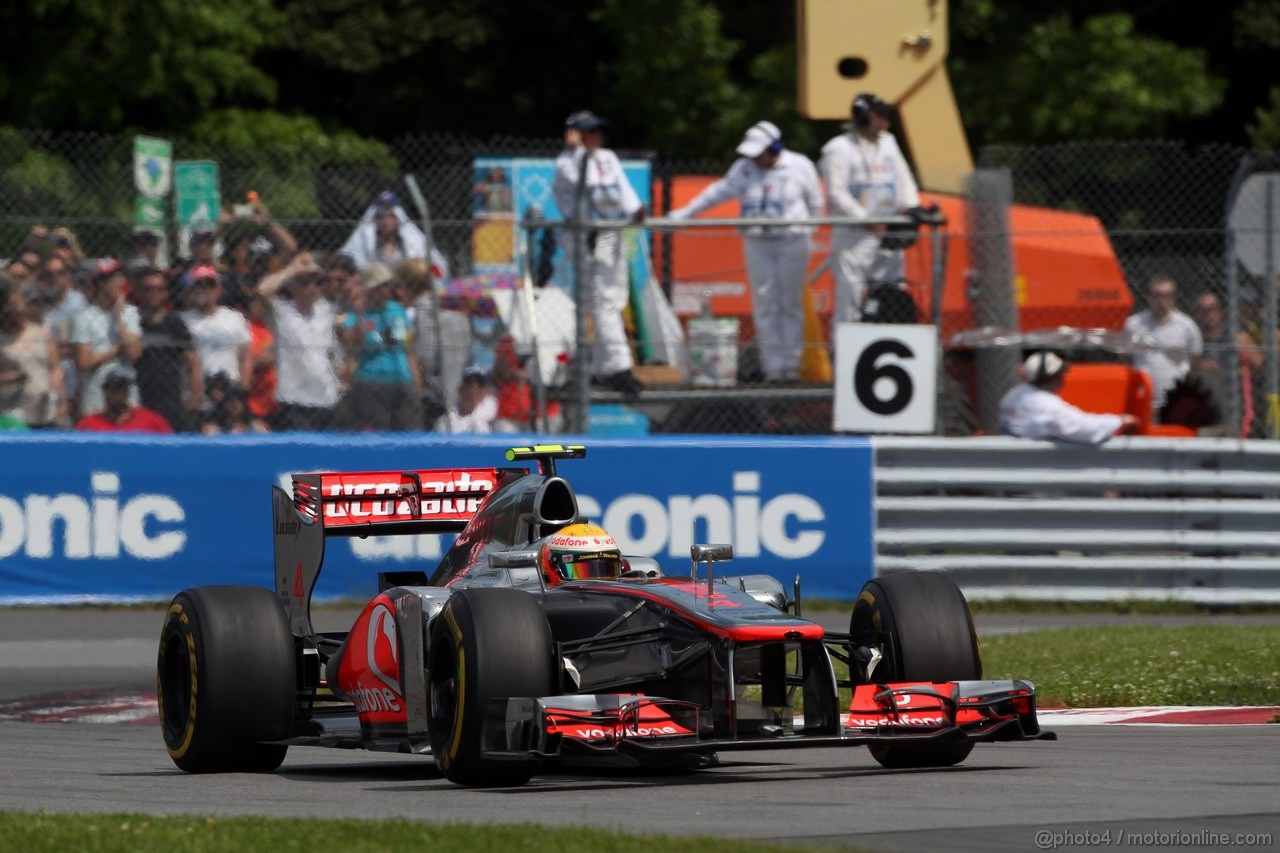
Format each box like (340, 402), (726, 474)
(134, 197), (166, 231)
(174, 160), (221, 229)
(133, 136), (172, 200)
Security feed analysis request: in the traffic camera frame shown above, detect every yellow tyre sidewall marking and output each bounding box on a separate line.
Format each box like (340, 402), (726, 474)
(163, 603), (199, 759)
(856, 590), (882, 632)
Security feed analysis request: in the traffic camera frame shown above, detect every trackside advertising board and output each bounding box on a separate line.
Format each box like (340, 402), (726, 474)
(0, 435), (873, 603)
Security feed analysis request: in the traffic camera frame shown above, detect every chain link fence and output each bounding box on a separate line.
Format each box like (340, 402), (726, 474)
(968, 142), (1280, 440)
(1, 130), (1277, 438)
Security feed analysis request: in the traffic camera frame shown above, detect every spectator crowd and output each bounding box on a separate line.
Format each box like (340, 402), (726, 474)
(0, 191), (520, 435)
(1, 98), (1271, 439)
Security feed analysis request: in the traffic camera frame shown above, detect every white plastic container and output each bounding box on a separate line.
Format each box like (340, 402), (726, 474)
(687, 316), (739, 387)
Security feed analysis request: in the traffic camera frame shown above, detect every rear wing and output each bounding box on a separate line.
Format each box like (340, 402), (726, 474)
(273, 466), (524, 635)
(293, 467), (513, 536)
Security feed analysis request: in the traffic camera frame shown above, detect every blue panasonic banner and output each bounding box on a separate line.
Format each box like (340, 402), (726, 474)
(0, 435), (873, 603)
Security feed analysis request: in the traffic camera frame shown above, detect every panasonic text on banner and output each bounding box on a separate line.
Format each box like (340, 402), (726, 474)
(0, 436), (873, 602)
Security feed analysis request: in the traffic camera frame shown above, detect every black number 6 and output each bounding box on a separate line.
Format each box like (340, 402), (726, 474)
(854, 339), (914, 415)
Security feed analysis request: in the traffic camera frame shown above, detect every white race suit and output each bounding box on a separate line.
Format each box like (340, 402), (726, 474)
(669, 150), (822, 380)
(552, 147), (644, 376)
(820, 130), (919, 323)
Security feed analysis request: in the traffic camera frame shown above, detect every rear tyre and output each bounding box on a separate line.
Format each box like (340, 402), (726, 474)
(428, 588), (556, 787)
(849, 571), (981, 769)
(157, 585), (296, 772)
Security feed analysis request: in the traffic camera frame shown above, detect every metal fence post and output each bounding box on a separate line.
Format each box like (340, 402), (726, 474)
(1267, 181), (1278, 439)
(1223, 226), (1241, 435)
(931, 225), (948, 436)
(967, 169), (1018, 434)
(659, 159), (674, 295)
(572, 153), (591, 433)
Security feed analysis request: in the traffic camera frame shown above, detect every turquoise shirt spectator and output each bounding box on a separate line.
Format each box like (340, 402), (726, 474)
(342, 301), (413, 384)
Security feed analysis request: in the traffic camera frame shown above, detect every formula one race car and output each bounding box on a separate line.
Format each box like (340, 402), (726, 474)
(157, 445), (1053, 786)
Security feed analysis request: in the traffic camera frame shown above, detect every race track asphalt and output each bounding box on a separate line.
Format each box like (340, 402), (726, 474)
(1, 608), (1277, 852)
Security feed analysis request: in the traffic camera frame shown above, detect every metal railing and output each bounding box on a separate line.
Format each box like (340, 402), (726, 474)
(874, 436), (1280, 603)
(526, 211), (942, 432)
(5, 130), (1280, 439)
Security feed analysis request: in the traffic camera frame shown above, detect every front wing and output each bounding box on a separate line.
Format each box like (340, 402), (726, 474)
(482, 680), (1055, 763)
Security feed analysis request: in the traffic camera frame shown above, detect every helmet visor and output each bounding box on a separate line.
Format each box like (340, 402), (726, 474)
(558, 551), (622, 580)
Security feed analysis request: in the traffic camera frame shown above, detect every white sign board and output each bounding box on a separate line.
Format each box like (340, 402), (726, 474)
(1228, 172), (1280, 277)
(834, 323), (937, 433)
(174, 160), (221, 228)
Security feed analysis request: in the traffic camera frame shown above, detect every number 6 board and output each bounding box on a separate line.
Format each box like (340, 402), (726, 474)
(833, 323), (938, 434)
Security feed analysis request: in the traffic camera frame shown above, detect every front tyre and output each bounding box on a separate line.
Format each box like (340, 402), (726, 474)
(850, 571), (981, 769)
(157, 585), (296, 772)
(428, 588), (556, 787)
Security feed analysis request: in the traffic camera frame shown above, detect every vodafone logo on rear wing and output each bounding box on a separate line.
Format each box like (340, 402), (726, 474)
(297, 468), (499, 528)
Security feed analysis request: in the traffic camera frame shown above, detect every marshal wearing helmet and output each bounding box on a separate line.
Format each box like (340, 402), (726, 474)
(538, 522), (623, 584)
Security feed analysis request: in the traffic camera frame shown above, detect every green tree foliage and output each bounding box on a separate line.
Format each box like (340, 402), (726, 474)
(184, 110), (398, 219)
(951, 10), (1224, 145)
(186, 110), (394, 167)
(1248, 87), (1280, 150)
(262, 0), (601, 142)
(1237, 0), (1280, 148)
(0, 0), (1272, 160)
(0, 0), (279, 131)
(592, 0), (747, 158)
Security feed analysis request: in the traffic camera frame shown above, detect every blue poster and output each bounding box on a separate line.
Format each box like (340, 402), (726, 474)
(472, 156), (652, 279)
(0, 434), (873, 604)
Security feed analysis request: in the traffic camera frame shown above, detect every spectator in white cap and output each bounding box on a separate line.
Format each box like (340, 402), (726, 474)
(552, 110), (646, 396)
(820, 93), (920, 324)
(999, 351), (1137, 444)
(669, 120), (822, 382)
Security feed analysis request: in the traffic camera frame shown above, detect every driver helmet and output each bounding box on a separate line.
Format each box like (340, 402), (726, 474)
(539, 523), (623, 585)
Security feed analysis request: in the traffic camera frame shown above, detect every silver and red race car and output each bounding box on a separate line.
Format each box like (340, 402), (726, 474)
(158, 445), (1053, 787)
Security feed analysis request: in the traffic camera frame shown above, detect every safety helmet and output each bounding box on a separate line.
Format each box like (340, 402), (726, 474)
(539, 523), (623, 585)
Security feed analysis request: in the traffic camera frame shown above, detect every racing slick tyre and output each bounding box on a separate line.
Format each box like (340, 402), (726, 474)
(157, 585), (296, 773)
(850, 571), (982, 770)
(428, 588), (557, 787)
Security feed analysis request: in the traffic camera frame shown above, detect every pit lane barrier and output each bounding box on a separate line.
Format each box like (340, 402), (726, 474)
(874, 436), (1280, 604)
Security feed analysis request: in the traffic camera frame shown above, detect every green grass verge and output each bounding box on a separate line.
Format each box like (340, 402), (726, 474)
(981, 624), (1280, 707)
(966, 598), (1280, 616)
(0, 813), (822, 853)
(801, 596), (1280, 617)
